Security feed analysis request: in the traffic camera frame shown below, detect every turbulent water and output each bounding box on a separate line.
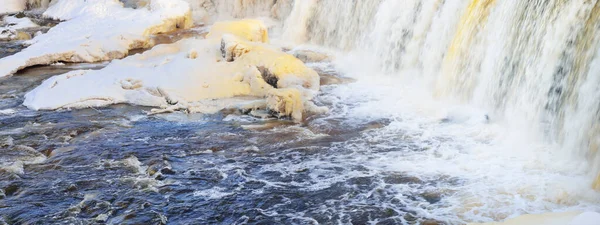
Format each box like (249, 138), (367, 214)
(282, 0), (600, 188)
(1, 0), (600, 224)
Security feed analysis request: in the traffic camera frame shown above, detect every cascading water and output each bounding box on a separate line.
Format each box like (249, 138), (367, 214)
(182, 0), (293, 23)
(277, 0), (600, 191)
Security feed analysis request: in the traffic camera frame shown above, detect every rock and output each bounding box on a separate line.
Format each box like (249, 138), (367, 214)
(95, 213), (109, 222)
(1, 136), (14, 147)
(0, 29), (31, 41)
(420, 191), (442, 204)
(14, 12), (26, 19)
(383, 173), (424, 184)
(65, 184), (77, 192)
(292, 49), (333, 63)
(266, 88), (304, 121)
(3, 183), (20, 196)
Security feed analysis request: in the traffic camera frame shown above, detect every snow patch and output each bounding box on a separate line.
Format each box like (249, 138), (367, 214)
(0, 15), (39, 41)
(0, 0), (192, 77)
(3, 16), (39, 29)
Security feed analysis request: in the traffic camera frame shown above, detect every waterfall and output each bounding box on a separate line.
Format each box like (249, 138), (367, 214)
(26, 0), (52, 9)
(181, 0), (293, 24)
(281, 0), (318, 44)
(273, 0), (600, 190)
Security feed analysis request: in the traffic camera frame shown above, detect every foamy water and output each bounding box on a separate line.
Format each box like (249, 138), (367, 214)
(315, 69), (600, 222)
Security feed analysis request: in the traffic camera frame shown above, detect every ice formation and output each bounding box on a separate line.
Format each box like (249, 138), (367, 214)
(0, 0), (192, 77)
(24, 19), (323, 121)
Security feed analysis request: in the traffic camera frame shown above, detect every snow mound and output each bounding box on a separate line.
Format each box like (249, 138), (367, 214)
(0, 0), (192, 77)
(24, 19), (324, 121)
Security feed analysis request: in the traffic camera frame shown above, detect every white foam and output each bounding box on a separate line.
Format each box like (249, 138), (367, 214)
(193, 187), (234, 199)
(0, 108), (17, 115)
(315, 61), (600, 223)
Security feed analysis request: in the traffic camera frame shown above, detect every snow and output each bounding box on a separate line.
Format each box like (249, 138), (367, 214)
(0, 15), (39, 41)
(0, 0), (192, 77)
(3, 16), (39, 29)
(24, 19), (323, 121)
(0, 0), (26, 14)
(43, 0), (125, 20)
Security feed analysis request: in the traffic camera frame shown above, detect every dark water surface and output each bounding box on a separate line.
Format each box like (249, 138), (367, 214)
(0, 61), (454, 225)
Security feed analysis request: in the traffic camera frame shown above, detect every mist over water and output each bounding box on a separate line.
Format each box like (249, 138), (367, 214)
(1, 0), (600, 224)
(278, 0), (600, 190)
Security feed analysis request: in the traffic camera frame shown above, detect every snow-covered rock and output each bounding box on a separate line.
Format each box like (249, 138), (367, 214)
(0, 15), (39, 41)
(0, 29), (31, 41)
(0, 0), (192, 77)
(24, 19), (324, 121)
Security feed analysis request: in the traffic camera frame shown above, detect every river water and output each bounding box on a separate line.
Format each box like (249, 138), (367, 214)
(2, 0), (600, 224)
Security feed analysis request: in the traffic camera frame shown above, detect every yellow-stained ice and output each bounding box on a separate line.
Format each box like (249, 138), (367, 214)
(206, 19), (270, 43)
(24, 19), (322, 122)
(220, 34), (319, 91)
